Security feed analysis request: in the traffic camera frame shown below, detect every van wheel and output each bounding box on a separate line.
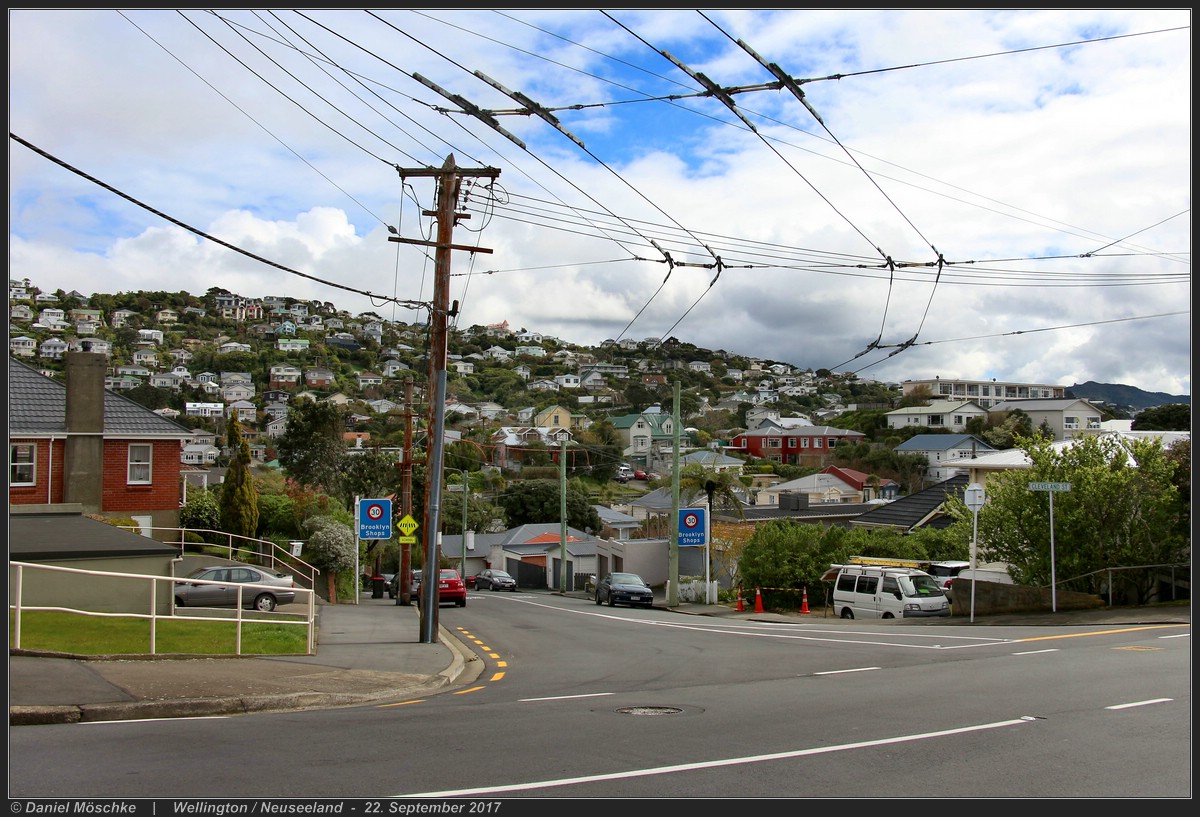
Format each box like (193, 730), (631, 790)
(882, 612), (894, 619)
(840, 608), (854, 620)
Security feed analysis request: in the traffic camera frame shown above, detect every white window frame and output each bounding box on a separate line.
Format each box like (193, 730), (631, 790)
(10, 442), (36, 485)
(128, 443), (152, 484)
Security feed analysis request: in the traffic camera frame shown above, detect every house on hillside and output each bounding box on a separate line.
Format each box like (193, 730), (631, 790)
(9, 353), (193, 538)
(885, 401), (988, 434)
(727, 426), (865, 466)
(612, 410), (676, 466)
(988, 398), (1104, 442)
(894, 434), (996, 483)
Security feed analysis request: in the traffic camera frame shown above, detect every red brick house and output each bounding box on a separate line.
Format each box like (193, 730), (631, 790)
(728, 425), (866, 466)
(9, 352), (193, 539)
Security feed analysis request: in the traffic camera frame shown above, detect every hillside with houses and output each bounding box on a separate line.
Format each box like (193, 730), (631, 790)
(9, 279), (1177, 500)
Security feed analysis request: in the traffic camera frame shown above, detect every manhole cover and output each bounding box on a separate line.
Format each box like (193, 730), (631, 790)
(615, 706), (683, 716)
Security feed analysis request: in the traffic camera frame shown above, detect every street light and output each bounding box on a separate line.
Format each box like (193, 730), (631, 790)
(446, 467), (470, 579)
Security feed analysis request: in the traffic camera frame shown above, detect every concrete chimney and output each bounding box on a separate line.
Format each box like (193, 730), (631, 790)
(63, 351), (106, 512)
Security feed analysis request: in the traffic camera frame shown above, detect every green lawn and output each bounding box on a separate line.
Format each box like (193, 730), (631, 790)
(10, 609), (311, 656)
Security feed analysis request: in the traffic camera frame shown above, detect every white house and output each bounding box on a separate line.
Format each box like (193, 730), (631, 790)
(885, 400), (988, 433)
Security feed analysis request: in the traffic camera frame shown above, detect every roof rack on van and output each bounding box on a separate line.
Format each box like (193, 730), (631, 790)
(846, 556), (931, 569)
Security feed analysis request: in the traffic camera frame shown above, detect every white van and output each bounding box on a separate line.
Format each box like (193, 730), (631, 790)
(825, 563), (950, 620)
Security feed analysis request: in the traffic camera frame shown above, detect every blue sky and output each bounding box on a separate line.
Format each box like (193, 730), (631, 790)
(8, 9), (1191, 396)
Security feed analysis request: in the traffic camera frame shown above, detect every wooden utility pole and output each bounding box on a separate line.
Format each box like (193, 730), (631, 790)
(391, 154), (499, 643)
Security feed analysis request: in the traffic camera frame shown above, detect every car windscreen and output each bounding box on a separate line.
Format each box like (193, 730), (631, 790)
(492, 571), (512, 579)
(611, 573), (644, 586)
(901, 574), (945, 597)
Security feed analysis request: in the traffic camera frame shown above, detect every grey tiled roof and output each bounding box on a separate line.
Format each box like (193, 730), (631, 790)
(10, 513), (180, 560)
(850, 474), (970, 532)
(9, 359), (193, 438)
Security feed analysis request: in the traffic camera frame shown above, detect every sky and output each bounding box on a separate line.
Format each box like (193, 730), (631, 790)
(8, 9), (1192, 396)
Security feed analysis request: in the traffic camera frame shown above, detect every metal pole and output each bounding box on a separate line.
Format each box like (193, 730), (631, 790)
(559, 439), (567, 593)
(668, 381), (680, 607)
(460, 470), (468, 581)
(969, 507), (978, 623)
(1049, 490), (1057, 613)
(354, 496), (360, 605)
(704, 498), (712, 605)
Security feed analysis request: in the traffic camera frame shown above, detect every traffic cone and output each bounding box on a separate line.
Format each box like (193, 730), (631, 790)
(736, 591), (745, 612)
(754, 587), (764, 613)
(800, 586), (811, 615)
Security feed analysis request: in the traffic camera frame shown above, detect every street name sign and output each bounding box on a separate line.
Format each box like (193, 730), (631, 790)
(1028, 482), (1071, 491)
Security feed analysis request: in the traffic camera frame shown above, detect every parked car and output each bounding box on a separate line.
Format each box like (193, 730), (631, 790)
(595, 572), (654, 608)
(928, 560), (970, 602)
(475, 568), (517, 591)
(417, 568), (467, 608)
(633, 469), (649, 480)
(175, 561), (296, 612)
(386, 569), (421, 600)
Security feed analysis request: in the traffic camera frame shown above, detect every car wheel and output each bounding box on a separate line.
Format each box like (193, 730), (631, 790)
(174, 597), (185, 608)
(490, 585), (498, 592)
(254, 594), (277, 612)
(457, 598), (466, 607)
(607, 595), (615, 607)
(595, 593), (602, 605)
(840, 607), (854, 620)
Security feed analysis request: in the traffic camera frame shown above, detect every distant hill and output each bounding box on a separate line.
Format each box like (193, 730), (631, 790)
(1066, 382), (1190, 413)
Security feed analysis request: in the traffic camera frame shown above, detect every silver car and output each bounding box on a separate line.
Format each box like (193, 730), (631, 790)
(475, 568), (517, 591)
(175, 562), (296, 612)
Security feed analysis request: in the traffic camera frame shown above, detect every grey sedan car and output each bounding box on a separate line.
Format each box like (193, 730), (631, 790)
(175, 562), (297, 612)
(475, 568), (517, 591)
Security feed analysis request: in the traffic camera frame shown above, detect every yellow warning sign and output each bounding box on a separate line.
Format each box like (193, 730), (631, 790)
(397, 514), (419, 537)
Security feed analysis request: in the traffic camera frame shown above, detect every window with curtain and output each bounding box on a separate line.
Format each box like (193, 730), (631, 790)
(128, 443), (152, 484)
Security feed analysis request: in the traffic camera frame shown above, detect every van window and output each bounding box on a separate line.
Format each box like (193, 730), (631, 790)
(881, 576), (900, 596)
(902, 574), (945, 597)
(836, 574), (857, 593)
(855, 575), (878, 594)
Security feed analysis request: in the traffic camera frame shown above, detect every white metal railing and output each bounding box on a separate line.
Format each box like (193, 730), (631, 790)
(117, 526), (320, 589)
(9, 561), (316, 655)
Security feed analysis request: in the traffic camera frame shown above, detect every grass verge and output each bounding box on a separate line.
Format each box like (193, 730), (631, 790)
(10, 609), (310, 656)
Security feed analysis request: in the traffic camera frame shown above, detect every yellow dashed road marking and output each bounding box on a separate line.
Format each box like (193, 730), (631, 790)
(1015, 624), (1188, 643)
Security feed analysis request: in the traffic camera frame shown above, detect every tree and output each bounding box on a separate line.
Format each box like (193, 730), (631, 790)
(220, 416), (260, 542)
(303, 516), (357, 603)
(180, 488), (221, 535)
(275, 398), (350, 499)
(961, 433), (1188, 603)
(497, 479), (602, 532)
(678, 464), (745, 519)
(1132, 403), (1190, 431)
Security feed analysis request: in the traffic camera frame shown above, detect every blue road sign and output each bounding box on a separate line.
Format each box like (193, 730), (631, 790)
(678, 508), (706, 546)
(357, 498), (393, 539)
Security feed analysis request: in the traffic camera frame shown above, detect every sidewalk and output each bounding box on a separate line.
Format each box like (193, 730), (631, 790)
(9, 591), (1189, 726)
(10, 593), (474, 726)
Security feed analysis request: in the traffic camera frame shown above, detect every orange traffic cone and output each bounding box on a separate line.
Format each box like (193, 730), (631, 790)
(754, 587), (764, 613)
(736, 591), (745, 612)
(800, 586), (811, 615)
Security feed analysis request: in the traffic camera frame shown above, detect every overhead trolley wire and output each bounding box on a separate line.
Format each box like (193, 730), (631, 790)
(10, 133), (429, 312)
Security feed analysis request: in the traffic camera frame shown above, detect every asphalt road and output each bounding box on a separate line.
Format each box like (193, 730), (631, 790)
(9, 592), (1191, 801)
